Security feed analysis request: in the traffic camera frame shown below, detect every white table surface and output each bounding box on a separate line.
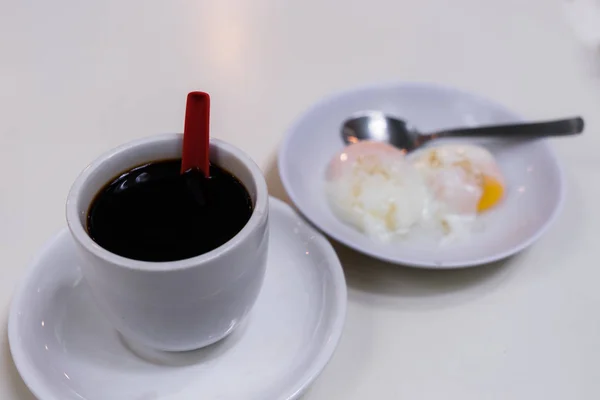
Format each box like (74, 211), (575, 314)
(2, 1), (600, 399)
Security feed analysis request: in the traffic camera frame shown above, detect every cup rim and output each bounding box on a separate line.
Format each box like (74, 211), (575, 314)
(66, 133), (268, 272)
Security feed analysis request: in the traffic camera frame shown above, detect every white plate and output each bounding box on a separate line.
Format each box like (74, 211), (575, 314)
(8, 197), (347, 400)
(278, 82), (565, 268)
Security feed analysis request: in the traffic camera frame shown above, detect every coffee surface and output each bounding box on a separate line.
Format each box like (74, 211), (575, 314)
(87, 159), (253, 262)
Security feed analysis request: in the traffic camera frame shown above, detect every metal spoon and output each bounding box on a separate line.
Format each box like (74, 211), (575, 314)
(341, 111), (584, 151)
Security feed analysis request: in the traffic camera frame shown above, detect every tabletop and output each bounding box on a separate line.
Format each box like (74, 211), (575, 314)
(2, 0), (600, 399)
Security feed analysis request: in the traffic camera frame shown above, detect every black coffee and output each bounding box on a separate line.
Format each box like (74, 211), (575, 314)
(87, 159), (253, 262)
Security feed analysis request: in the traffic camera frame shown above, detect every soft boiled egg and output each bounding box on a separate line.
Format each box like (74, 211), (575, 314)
(325, 141), (429, 242)
(325, 141), (506, 244)
(407, 143), (505, 240)
(409, 144), (505, 215)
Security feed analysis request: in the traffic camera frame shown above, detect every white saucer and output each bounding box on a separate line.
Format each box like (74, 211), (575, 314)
(8, 197), (347, 400)
(278, 82), (565, 268)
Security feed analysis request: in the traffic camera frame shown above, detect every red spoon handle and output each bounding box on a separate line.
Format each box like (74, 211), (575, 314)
(181, 91), (210, 177)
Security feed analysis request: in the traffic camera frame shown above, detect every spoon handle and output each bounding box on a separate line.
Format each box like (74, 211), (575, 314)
(433, 117), (584, 139)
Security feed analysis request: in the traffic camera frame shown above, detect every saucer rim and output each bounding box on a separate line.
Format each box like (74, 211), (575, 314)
(278, 81), (565, 269)
(8, 196), (348, 400)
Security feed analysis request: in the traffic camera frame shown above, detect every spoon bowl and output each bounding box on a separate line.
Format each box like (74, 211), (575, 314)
(342, 111), (419, 149)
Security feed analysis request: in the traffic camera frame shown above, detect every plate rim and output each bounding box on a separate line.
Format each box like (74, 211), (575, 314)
(8, 196), (348, 400)
(278, 81), (566, 269)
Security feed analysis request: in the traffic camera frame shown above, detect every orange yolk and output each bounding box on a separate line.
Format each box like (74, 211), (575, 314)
(477, 175), (504, 212)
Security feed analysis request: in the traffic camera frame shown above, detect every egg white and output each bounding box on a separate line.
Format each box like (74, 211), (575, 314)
(325, 142), (430, 243)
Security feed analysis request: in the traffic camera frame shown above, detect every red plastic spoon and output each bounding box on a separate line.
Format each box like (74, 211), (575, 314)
(181, 91), (210, 177)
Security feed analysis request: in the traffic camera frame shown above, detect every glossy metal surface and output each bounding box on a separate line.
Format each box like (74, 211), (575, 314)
(342, 111), (584, 151)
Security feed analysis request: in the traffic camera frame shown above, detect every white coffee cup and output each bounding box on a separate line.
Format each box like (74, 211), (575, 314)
(66, 134), (269, 351)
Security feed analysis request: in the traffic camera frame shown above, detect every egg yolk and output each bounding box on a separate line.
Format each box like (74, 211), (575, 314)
(477, 175), (504, 212)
